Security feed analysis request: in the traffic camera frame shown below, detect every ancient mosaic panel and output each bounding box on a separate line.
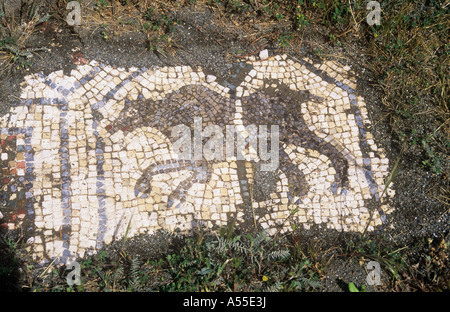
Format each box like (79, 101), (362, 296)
(0, 54), (394, 263)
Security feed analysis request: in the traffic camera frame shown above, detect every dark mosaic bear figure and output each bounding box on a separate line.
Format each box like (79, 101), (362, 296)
(107, 83), (348, 207)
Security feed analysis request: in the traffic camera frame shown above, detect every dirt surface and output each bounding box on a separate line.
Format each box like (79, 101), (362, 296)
(0, 1), (447, 291)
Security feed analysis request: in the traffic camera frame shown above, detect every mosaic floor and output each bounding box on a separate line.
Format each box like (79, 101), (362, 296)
(0, 53), (394, 263)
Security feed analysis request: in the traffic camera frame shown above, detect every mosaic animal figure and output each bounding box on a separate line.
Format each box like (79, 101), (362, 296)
(239, 81), (349, 199)
(107, 82), (349, 207)
(0, 58), (393, 264)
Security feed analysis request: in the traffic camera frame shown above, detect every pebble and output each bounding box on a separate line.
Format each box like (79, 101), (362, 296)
(259, 49), (269, 60)
(206, 75), (216, 83)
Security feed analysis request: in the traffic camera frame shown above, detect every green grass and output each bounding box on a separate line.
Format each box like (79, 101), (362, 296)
(0, 228), (324, 292)
(0, 1), (50, 75)
(1, 226), (448, 292)
(344, 234), (450, 291)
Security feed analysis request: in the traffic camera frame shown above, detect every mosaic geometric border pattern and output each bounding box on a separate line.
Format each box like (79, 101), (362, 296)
(0, 54), (394, 264)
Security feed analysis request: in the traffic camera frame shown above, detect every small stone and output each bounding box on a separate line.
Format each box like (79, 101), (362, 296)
(259, 49), (269, 60)
(206, 75), (216, 83)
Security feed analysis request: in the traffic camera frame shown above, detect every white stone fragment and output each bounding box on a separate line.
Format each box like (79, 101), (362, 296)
(259, 49), (269, 60)
(206, 75), (216, 83)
